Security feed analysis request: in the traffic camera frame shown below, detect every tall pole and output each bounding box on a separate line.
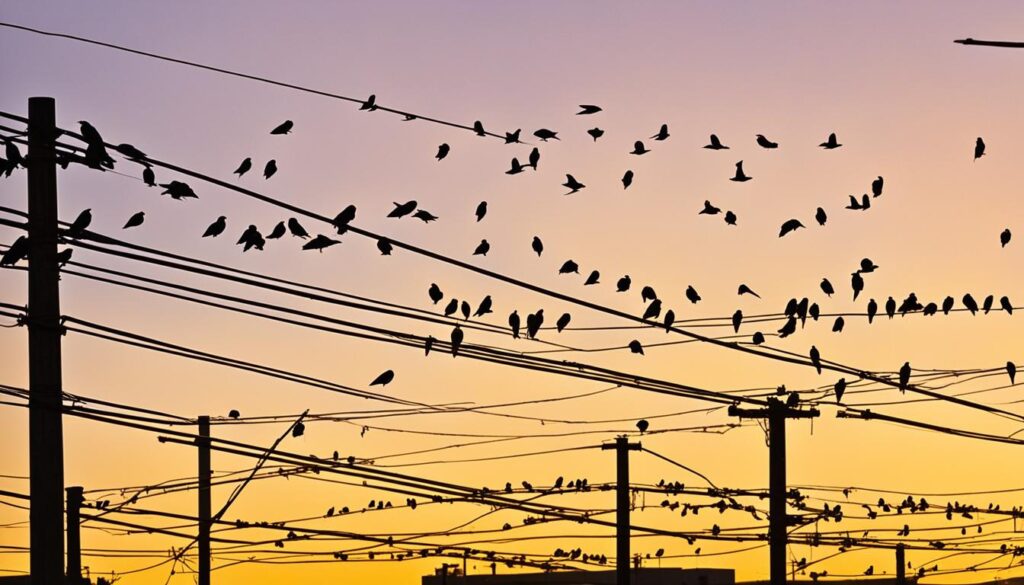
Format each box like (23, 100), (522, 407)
(198, 416), (211, 585)
(27, 96), (65, 585)
(896, 543), (906, 585)
(602, 436), (641, 585)
(66, 486), (83, 584)
(768, 402), (787, 585)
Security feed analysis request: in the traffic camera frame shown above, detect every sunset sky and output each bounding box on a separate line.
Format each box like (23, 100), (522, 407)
(2, 2), (1024, 583)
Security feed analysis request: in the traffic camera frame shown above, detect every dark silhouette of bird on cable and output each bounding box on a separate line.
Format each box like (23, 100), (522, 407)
(587, 128), (605, 141)
(370, 370), (395, 387)
(233, 157), (252, 177)
(534, 129), (559, 141)
(115, 143), (147, 161)
(123, 212), (145, 229)
(923, 302), (938, 316)
(963, 294), (979, 315)
(663, 309), (676, 331)
(559, 260), (579, 274)
(3, 237), (29, 266)
(752, 331), (766, 344)
(291, 421), (305, 438)
(628, 340), (644, 355)
(450, 325), (464, 357)
(983, 295), (994, 314)
(5, 142), (24, 168)
(630, 141), (650, 155)
(585, 270), (600, 285)
(577, 105), (602, 115)
(730, 161), (752, 182)
(1008, 362), (1017, 384)
(685, 285), (702, 304)
(858, 258), (878, 273)
(852, 272), (865, 301)
(55, 248), (73, 267)
(820, 278), (834, 297)
(270, 120), (293, 135)
(143, 167), (155, 187)
(78, 121), (115, 168)
(563, 174), (585, 194)
(473, 239), (490, 256)
(834, 378), (847, 403)
(443, 299), (458, 318)
(636, 419), (649, 434)
(506, 157), (526, 175)
(738, 284), (761, 298)
(475, 201), (487, 222)
(228, 409), (240, 419)
(509, 311), (521, 339)
(159, 180), (198, 200)
(237, 225), (265, 252)
(66, 209), (92, 239)
(704, 134), (729, 150)
(815, 207), (827, 226)
(941, 296), (954, 315)
(643, 299), (662, 321)
(332, 205), (357, 233)
(899, 362), (911, 392)
(846, 194), (871, 211)
(724, 211), (737, 225)
(377, 239), (392, 255)
(641, 286), (658, 302)
(651, 124), (670, 141)
(974, 137), (985, 160)
(266, 221), (286, 239)
(436, 143), (450, 161)
(529, 147), (540, 170)
(700, 200), (721, 215)
(778, 317), (797, 338)
(732, 310), (743, 333)
(460, 301), (471, 320)
(360, 95), (378, 111)
(1001, 229), (1012, 248)
(263, 160), (278, 179)
(756, 134), (779, 149)
(304, 235), (340, 253)
(819, 132), (841, 149)
(474, 296), (493, 317)
(288, 218), (310, 239)
(531, 236), (544, 257)
(886, 296), (896, 319)
(832, 316), (845, 332)
(1000, 296), (1013, 314)
(899, 293), (923, 315)
(203, 216), (227, 238)
(556, 312), (572, 332)
(504, 129), (521, 144)
(414, 210), (438, 223)
(810, 346), (822, 374)
(617, 275), (631, 292)
(622, 170), (634, 189)
(526, 310), (544, 339)
(779, 219), (805, 237)
(428, 284), (444, 304)
(872, 176), (884, 197)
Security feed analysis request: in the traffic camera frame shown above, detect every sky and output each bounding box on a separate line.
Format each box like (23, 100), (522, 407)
(2, 1), (1024, 583)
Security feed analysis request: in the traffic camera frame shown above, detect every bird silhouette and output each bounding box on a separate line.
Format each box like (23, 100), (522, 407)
(302, 235), (340, 252)
(389, 201), (418, 219)
(886, 296), (896, 319)
(65, 208), (91, 239)
(641, 286), (658, 302)
(872, 176), (884, 197)
(704, 134), (729, 150)
(509, 311), (521, 339)
(636, 419), (649, 433)
(529, 147), (540, 170)
(810, 346), (822, 374)
(752, 332), (766, 344)
(123, 212), (145, 229)
(473, 239), (490, 256)
(779, 219), (805, 237)
(651, 124), (670, 141)
(460, 301), (471, 320)
(923, 302), (938, 316)
(852, 272), (865, 301)
(361, 95), (378, 111)
(506, 157), (526, 175)
(587, 128), (605, 141)
(1000, 296), (1013, 314)
(963, 294), (979, 315)
(428, 284), (444, 304)
(450, 325), (464, 357)
(233, 158), (252, 177)
(832, 316), (845, 332)
(287, 218), (310, 239)
(556, 312), (572, 332)
(270, 120), (293, 135)
(699, 200), (721, 215)
(443, 299), (458, 317)
(370, 370), (395, 386)
(815, 207), (827, 226)
(559, 260), (580, 274)
(834, 378), (846, 403)
(730, 161), (752, 182)
(778, 317), (797, 338)
(577, 105), (602, 115)
(203, 216), (227, 238)
(159, 181), (198, 200)
(377, 239), (393, 255)
(942, 296), (954, 315)
(237, 225), (265, 252)
(983, 295), (994, 314)
(436, 143), (450, 161)
(333, 205), (357, 233)
(820, 279), (834, 296)
(643, 299), (662, 321)
(617, 275), (631, 292)
(531, 236), (544, 257)
(534, 129), (559, 141)
(143, 167), (155, 186)
(732, 310), (743, 333)
(724, 211), (738, 225)
(756, 134), (779, 149)
(819, 132), (841, 149)
(858, 258), (878, 273)
(1007, 362), (1016, 385)
(622, 170), (634, 189)
(563, 175), (586, 194)
(526, 310), (544, 338)
(630, 141), (650, 155)
(664, 309), (676, 332)
(628, 340), (644, 355)
(5, 142), (24, 168)
(504, 129), (522, 144)
(899, 362), (911, 392)
(425, 336), (435, 355)
(263, 160), (278, 179)
(685, 285), (701, 304)
(55, 248), (73, 267)
(1001, 229), (1011, 248)
(413, 210), (438, 223)
(974, 137), (986, 160)
(475, 201), (487, 222)
(266, 221), (286, 239)
(738, 284), (761, 298)
(585, 270), (600, 285)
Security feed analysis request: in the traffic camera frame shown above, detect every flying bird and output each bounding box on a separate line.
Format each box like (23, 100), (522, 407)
(270, 120), (293, 135)
(233, 158), (252, 177)
(475, 201), (488, 222)
(779, 219), (805, 237)
(974, 137), (985, 160)
(730, 161), (752, 182)
(436, 143), (450, 161)
(473, 239), (490, 256)
(303, 235), (340, 252)
(738, 284), (760, 298)
(531, 236), (544, 257)
(287, 218), (310, 239)
(819, 132), (841, 149)
(266, 221), (286, 239)
(123, 212), (145, 229)
(370, 370), (395, 387)
(534, 129), (559, 141)
(622, 170), (634, 189)
(559, 260), (580, 274)
(756, 134), (779, 149)
(630, 141), (650, 155)
(651, 124), (670, 141)
(587, 128), (604, 141)
(704, 134), (729, 150)
(203, 216), (227, 238)
(577, 105), (602, 115)
(563, 174), (585, 194)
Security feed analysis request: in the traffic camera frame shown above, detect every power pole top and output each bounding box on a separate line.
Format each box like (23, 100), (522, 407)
(602, 436), (642, 451)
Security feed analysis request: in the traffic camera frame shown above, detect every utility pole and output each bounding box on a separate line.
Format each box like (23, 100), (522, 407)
(602, 436), (641, 585)
(27, 96), (65, 585)
(896, 543), (906, 585)
(66, 486), (83, 584)
(198, 416), (211, 585)
(729, 398), (819, 585)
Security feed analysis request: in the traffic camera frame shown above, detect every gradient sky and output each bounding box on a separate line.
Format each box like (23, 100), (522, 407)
(2, 1), (1024, 583)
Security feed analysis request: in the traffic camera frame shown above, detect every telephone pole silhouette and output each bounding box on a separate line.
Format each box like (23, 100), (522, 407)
(602, 436), (641, 585)
(198, 415), (212, 585)
(66, 486), (84, 584)
(729, 397), (819, 585)
(26, 96), (66, 585)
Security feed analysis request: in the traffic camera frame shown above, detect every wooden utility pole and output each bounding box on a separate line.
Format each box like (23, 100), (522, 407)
(198, 416), (211, 585)
(66, 486), (84, 584)
(27, 96), (65, 585)
(896, 543), (906, 585)
(602, 436), (641, 585)
(729, 398), (819, 585)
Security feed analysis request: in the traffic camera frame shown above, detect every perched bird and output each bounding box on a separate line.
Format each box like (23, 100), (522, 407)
(504, 129), (522, 144)
(732, 310), (743, 333)
(834, 378), (847, 403)
(810, 346), (822, 374)
(474, 297), (494, 317)
(642, 299), (662, 321)
(237, 225), (265, 252)
(203, 216), (227, 238)
(233, 158), (252, 177)
(292, 422), (305, 437)
(724, 211), (737, 225)
(858, 258), (878, 273)
(872, 176), (884, 197)
(123, 211), (145, 229)
(460, 301), (471, 320)
(556, 312), (572, 332)
(529, 147), (540, 170)
(425, 336), (435, 355)
(55, 248), (73, 267)
(815, 207), (828, 226)
(846, 194), (871, 210)
(266, 221), (286, 239)
(664, 309), (676, 332)
(333, 205), (357, 233)
(699, 200), (721, 215)
(819, 132), (841, 149)
(67, 209), (92, 238)
(636, 419), (649, 433)
(832, 316), (845, 332)
(651, 124), (670, 141)
(471, 121), (485, 136)
(159, 181), (198, 200)
(641, 285), (658, 302)
(450, 325), (464, 357)
(389, 201), (418, 218)
(506, 157), (526, 175)
(886, 296), (896, 319)
(974, 137), (985, 161)
(963, 293), (979, 315)
(1000, 296), (1013, 314)
(983, 295), (995, 314)
(587, 128), (605, 141)
(143, 167), (156, 187)
(444, 299), (458, 318)
(270, 120), (294, 135)
(413, 210), (438, 223)
(534, 129), (559, 141)
(287, 218), (310, 239)
(704, 134), (729, 150)
(622, 170), (634, 189)
(584, 270), (600, 285)
(113, 143), (147, 161)
(559, 260), (579, 274)
(263, 160), (278, 179)
(851, 272), (865, 301)
(779, 219), (805, 237)
(428, 283), (444, 304)
(563, 174), (586, 194)
(1001, 228), (1011, 248)
(738, 284), (761, 298)
(616, 275), (631, 292)
(435, 143), (450, 161)
(752, 332), (766, 344)
(5, 142), (24, 168)
(526, 310), (544, 338)
(685, 285), (701, 304)
(531, 236), (544, 257)
(778, 317), (797, 338)
(628, 340), (644, 355)
(630, 140), (650, 155)
(942, 296), (954, 315)
(509, 311), (521, 339)
(820, 279), (834, 297)
(361, 95), (378, 111)
(899, 362), (911, 392)
(1007, 362), (1016, 385)
(473, 239), (490, 256)
(228, 410), (240, 419)
(377, 239), (393, 255)
(475, 201), (487, 222)
(304, 234), (341, 252)
(370, 370), (395, 386)
(756, 134), (779, 149)
(730, 161), (752, 182)
(577, 105), (602, 115)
